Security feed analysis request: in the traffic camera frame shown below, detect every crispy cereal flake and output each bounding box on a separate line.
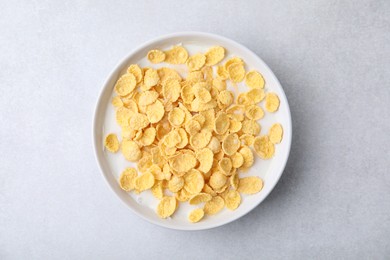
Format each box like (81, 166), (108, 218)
(189, 193), (212, 205)
(168, 107), (185, 127)
(104, 133), (119, 152)
(204, 196), (224, 215)
(269, 123), (283, 144)
(253, 135), (275, 159)
(219, 157), (232, 175)
(168, 176), (184, 193)
(245, 70), (265, 89)
(135, 172), (155, 192)
(144, 68), (160, 89)
(214, 113), (230, 135)
(209, 172), (227, 190)
(237, 176), (263, 194)
(239, 146), (254, 168)
(119, 167), (137, 191)
(265, 92), (280, 112)
(139, 90), (159, 106)
(127, 64), (143, 83)
(157, 196), (177, 218)
(222, 133), (240, 156)
(114, 73), (136, 96)
(151, 181), (164, 199)
(224, 190), (241, 210)
(146, 100), (164, 123)
(227, 62), (246, 83)
(170, 153), (197, 173)
(183, 169), (205, 195)
(205, 46), (225, 66)
(147, 50), (166, 64)
(196, 148), (214, 173)
(245, 105), (264, 120)
(121, 140), (141, 161)
(187, 53), (206, 71)
(188, 208), (205, 223)
(165, 46), (189, 64)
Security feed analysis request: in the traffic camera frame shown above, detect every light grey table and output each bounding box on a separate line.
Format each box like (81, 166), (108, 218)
(1, 0), (389, 259)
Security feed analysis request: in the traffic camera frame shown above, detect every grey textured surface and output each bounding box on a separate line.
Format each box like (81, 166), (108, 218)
(1, 0), (390, 259)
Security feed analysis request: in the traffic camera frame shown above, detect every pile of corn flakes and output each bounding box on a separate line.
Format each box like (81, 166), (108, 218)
(104, 45), (283, 223)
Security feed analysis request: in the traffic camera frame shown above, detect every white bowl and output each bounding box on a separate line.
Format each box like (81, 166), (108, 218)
(93, 32), (292, 230)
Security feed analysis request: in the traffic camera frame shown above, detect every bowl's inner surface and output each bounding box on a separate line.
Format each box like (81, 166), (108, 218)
(94, 33), (291, 230)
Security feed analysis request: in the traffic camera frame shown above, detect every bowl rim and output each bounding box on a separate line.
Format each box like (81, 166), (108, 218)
(93, 31), (292, 231)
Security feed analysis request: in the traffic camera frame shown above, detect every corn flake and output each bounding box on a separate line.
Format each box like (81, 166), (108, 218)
(157, 67), (182, 85)
(151, 181), (164, 199)
(169, 153), (197, 173)
(245, 105), (264, 120)
(181, 84), (195, 104)
(146, 100), (164, 123)
(265, 92), (280, 112)
(216, 65), (229, 80)
(241, 120), (261, 135)
(139, 90), (159, 106)
(168, 107), (185, 127)
(224, 190), (241, 210)
(157, 196), (177, 218)
(219, 157), (232, 175)
(127, 64), (143, 84)
(176, 128), (189, 148)
(134, 172), (155, 192)
(231, 152), (244, 168)
(218, 90), (234, 106)
(205, 46), (225, 66)
(114, 73), (136, 96)
(187, 53), (206, 71)
(190, 130), (212, 149)
(253, 135), (275, 159)
(239, 146), (254, 168)
(229, 119), (242, 133)
(228, 62), (245, 83)
(183, 169), (205, 195)
(196, 148), (214, 173)
(163, 79), (181, 102)
(209, 172), (227, 190)
(165, 46), (188, 64)
(143, 68), (160, 89)
(269, 123), (283, 144)
(104, 133), (119, 152)
(147, 50), (166, 64)
(111, 96), (123, 108)
(189, 193), (212, 205)
(187, 71), (204, 83)
(119, 167), (137, 191)
(214, 113), (230, 134)
(245, 70), (265, 89)
(130, 113), (149, 130)
(168, 175), (184, 192)
(185, 120), (201, 136)
(204, 196), (224, 215)
(230, 173), (239, 190)
(139, 127), (156, 146)
(137, 153), (153, 173)
(222, 133), (240, 156)
(207, 136), (221, 153)
(195, 87), (212, 104)
(188, 208), (205, 223)
(237, 176), (263, 194)
(164, 130), (181, 148)
(122, 140), (142, 162)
